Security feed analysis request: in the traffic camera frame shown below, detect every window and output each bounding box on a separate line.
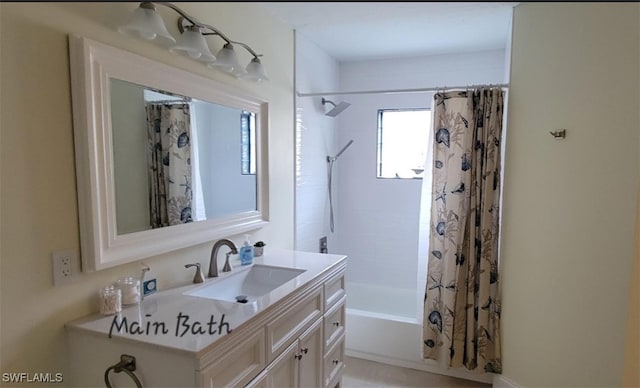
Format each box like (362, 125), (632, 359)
(241, 111), (256, 175)
(376, 108), (431, 179)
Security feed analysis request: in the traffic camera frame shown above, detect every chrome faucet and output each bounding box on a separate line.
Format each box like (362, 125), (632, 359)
(209, 239), (238, 277)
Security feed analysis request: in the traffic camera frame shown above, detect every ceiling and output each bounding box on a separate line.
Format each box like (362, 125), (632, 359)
(261, 2), (518, 62)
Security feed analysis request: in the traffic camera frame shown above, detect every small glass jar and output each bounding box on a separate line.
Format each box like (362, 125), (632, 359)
(99, 286), (121, 315)
(114, 277), (140, 306)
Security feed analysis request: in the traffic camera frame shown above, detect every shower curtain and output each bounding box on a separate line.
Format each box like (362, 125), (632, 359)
(146, 103), (193, 228)
(422, 88), (504, 373)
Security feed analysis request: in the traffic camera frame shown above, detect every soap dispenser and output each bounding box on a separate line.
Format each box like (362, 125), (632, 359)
(239, 234), (254, 266)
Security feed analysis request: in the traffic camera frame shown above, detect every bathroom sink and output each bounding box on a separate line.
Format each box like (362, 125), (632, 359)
(185, 264), (306, 303)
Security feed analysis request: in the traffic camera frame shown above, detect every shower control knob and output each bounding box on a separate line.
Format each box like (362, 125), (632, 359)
(300, 347), (308, 354)
(333, 321), (340, 327)
(332, 359), (340, 365)
(294, 354), (303, 360)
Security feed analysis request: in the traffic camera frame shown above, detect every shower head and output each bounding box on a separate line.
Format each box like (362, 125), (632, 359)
(322, 97), (351, 117)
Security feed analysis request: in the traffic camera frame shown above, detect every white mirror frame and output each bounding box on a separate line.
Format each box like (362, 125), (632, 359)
(69, 35), (269, 271)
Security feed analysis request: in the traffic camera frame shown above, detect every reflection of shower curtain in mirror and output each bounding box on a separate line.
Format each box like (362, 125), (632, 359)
(146, 103), (193, 228)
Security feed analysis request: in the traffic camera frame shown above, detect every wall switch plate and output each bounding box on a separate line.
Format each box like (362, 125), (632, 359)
(52, 249), (79, 286)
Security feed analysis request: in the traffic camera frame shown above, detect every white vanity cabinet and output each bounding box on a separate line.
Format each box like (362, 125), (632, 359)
(245, 264), (345, 388)
(66, 252), (346, 388)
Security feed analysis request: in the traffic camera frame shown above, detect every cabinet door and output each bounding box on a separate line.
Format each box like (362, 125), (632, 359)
(199, 329), (266, 388)
(266, 341), (299, 388)
(298, 319), (323, 388)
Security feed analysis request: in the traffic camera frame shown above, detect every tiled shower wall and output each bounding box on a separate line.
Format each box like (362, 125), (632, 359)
(294, 32), (341, 252)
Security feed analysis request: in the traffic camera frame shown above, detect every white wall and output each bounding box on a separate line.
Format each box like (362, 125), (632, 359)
(294, 32), (341, 252)
(0, 2), (293, 376)
(500, 3), (639, 387)
(335, 51), (506, 298)
(339, 50), (507, 91)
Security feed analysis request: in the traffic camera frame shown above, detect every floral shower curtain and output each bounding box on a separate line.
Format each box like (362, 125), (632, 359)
(146, 103), (193, 228)
(423, 88), (504, 373)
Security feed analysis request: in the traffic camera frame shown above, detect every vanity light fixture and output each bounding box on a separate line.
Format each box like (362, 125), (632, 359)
(210, 43), (245, 76)
(117, 2), (175, 45)
(169, 25), (216, 62)
(241, 57), (269, 82)
(118, 2), (268, 82)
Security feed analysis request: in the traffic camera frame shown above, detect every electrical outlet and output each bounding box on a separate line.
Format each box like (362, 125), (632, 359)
(52, 249), (79, 286)
(319, 236), (328, 254)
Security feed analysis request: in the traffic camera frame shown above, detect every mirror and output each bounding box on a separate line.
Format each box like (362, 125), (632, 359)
(110, 80), (258, 235)
(69, 35), (269, 271)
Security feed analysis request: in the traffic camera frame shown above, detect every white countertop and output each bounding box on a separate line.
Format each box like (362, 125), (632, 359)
(65, 250), (346, 354)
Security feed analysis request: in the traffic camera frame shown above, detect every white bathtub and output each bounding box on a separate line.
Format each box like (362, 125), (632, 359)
(344, 281), (493, 384)
(345, 282), (422, 361)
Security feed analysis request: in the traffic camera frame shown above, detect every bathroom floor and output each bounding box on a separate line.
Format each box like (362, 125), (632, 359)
(341, 357), (491, 388)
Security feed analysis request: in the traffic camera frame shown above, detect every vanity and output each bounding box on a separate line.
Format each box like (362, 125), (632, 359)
(66, 250), (346, 387)
(65, 34), (346, 387)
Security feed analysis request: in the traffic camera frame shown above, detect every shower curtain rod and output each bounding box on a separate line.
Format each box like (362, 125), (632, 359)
(296, 83), (509, 97)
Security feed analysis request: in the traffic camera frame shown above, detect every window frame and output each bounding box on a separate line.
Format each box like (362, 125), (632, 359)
(376, 107), (431, 180)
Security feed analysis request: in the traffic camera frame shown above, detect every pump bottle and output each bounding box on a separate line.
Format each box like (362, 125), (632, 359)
(239, 234), (254, 265)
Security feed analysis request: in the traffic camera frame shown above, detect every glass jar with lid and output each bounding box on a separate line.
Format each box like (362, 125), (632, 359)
(99, 286), (121, 315)
(114, 277), (140, 305)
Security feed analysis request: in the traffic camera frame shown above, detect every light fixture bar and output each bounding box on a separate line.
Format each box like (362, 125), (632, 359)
(120, 2), (267, 81)
(152, 2), (200, 28)
(176, 17), (263, 59)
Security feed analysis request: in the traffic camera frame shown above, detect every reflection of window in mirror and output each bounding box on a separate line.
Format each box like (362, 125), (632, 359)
(241, 111), (257, 175)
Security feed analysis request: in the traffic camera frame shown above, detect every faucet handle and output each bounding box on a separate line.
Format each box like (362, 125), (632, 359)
(222, 252), (234, 273)
(185, 263), (205, 283)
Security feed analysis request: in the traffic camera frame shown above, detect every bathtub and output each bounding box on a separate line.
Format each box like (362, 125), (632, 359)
(345, 282), (422, 362)
(344, 281), (493, 384)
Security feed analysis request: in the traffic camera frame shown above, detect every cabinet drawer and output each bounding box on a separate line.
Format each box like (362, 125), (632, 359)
(199, 329), (266, 388)
(323, 296), (346, 353)
(324, 273), (345, 311)
(323, 334), (345, 388)
(266, 287), (323, 362)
